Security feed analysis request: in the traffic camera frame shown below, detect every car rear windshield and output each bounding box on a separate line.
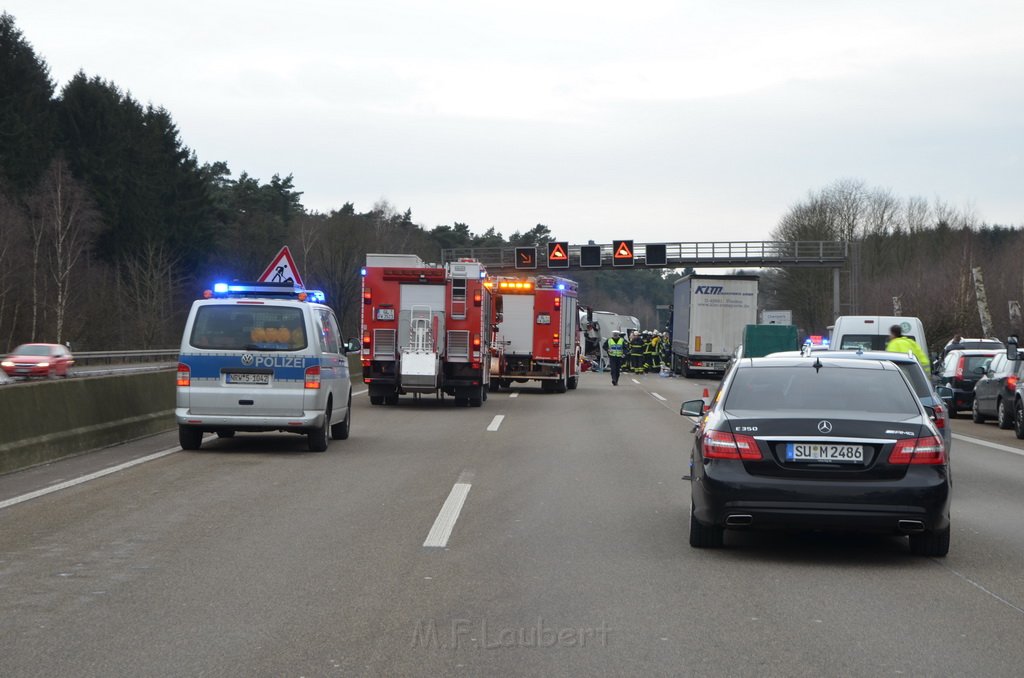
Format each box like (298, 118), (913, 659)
(960, 355), (993, 375)
(725, 365), (919, 414)
(190, 306), (307, 351)
(839, 334), (919, 351)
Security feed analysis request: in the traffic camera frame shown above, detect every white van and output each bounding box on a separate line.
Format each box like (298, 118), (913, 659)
(175, 282), (358, 452)
(830, 316), (929, 357)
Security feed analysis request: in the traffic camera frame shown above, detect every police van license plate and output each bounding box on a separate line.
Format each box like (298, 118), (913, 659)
(226, 372), (271, 385)
(786, 443), (864, 463)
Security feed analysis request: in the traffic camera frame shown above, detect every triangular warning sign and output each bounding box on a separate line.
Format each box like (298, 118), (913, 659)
(549, 244), (567, 260)
(615, 242), (633, 258)
(258, 246), (304, 287)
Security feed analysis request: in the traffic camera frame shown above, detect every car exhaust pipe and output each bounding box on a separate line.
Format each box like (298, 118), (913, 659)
(725, 514), (753, 527)
(898, 520), (925, 533)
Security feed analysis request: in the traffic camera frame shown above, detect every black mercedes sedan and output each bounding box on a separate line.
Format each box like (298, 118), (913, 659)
(681, 356), (951, 556)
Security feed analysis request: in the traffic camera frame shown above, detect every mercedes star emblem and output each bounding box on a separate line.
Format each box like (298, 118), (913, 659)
(817, 420), (833, 434)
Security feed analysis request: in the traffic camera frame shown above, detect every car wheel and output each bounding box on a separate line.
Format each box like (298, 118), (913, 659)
(331, 394), (351, 440)
(688, 502), (723, 548)
(909, 524), (950, 557)
(308, 407), (330, 452)
(970, 399), (984, 423)
(179, 425), (203, 450)
(216, 430), (235, 439)
(997, 398), (1013, 429)
(369, 395), (384, 406)
(1015, 398), (1024, 440)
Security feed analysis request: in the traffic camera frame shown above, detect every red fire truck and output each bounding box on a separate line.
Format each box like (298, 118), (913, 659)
(489, 275), (581, 393)
(360, 254), (493, 406)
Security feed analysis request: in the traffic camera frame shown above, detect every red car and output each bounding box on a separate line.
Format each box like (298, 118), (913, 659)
(1, 343), (75, 379)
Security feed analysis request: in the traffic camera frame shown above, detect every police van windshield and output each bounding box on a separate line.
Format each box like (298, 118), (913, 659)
(190, 306), (307, 351)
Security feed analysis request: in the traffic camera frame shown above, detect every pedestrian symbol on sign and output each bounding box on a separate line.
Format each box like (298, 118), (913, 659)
(258, 246), (304, 287)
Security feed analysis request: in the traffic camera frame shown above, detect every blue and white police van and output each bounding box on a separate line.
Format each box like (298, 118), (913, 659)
(176, 282), (358, 451)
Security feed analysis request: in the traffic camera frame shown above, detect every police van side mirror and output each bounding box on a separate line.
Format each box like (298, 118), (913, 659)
(344, 338), (360, 353)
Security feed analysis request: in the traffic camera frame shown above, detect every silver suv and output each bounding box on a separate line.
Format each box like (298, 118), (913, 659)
(176, 283), (357, 451)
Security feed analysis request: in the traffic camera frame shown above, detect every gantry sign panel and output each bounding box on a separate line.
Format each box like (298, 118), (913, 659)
(443, 241), (849, 272)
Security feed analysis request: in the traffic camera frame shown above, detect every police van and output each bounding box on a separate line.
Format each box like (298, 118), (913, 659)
(176, 282), (358, 452)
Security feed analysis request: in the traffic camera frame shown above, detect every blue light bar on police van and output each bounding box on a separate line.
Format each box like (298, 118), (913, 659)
(206, 281), (323, 301)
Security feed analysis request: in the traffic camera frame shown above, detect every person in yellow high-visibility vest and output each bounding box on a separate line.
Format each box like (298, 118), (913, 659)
(603, 330), (626, 385)
(886, 324), (930, 371)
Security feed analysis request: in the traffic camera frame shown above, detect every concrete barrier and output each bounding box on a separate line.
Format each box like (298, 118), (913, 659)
(0, 371), (176, 475)
(0, 355), (366, 475)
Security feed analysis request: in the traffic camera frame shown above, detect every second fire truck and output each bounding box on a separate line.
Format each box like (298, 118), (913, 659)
(360, 254), (493, 406)
(490, 275), (581, 393)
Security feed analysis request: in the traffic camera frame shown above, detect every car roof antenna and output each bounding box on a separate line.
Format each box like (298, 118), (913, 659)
(813, 356), (824, 373)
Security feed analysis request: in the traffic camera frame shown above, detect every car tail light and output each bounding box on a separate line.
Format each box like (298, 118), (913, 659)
(177, 362), (191, 387)
(888, 435), (946, 465)
(955, 357), (964, 380)
(304, 365), (321, 389)
(702, 429), (762, 460)
(1008, 375), (1018, 392)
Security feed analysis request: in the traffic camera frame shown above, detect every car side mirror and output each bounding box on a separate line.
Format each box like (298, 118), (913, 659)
(923, 405), (937, 421)
(680, 399), (704, 417)
(935, 386), (954, 408)
(973, 366), (986, 376)
(1007, 335), (1019, 361)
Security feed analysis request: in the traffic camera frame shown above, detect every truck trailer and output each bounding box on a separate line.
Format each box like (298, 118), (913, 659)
(671, 274), (758, 377)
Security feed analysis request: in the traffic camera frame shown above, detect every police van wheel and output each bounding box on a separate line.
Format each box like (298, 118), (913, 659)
(331, 395), (352, 440)
(179, 426), (203, 451)
(308, 409), (330, 452)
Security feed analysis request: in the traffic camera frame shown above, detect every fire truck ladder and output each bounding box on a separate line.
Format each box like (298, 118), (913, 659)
(400, 305), (441, 392)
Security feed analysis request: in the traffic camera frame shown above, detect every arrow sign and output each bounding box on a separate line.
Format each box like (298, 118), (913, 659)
(258, 246), (304, 287)
(515, 246), (537, 270)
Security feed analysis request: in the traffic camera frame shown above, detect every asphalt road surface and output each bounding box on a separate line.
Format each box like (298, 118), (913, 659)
(2, 371), (1023, 677)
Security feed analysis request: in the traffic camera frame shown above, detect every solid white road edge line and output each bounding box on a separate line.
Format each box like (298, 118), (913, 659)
(509, 393), (519, 399)
(353, 388), (368, 395)
(0, 446), (182, 511)
(486, 415), (505, 432)
(631, 378), (640, 384)
(423, 482), (472, 548)
(651, 392), (667, 401)
(951, 433), (1024, 458)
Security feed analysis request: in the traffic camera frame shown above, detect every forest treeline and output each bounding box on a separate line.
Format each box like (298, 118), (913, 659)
(1, 13), (1021, 351)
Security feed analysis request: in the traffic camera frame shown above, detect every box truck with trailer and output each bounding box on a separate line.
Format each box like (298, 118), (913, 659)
(671, 274), (758, 377)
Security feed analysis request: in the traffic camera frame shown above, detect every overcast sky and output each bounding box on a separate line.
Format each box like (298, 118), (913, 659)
(6, 0), (1023, 243)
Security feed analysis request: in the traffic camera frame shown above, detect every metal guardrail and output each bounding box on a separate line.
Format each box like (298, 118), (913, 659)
(442, 240), (849, 271)
(73, 349), (179, 365)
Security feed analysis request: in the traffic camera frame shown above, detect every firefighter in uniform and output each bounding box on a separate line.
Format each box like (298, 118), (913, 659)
(629, 330), (645, 374)
(650, 331), (662, 371)
(603, 330), (626, 385)
(642, 331), (655, 372)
